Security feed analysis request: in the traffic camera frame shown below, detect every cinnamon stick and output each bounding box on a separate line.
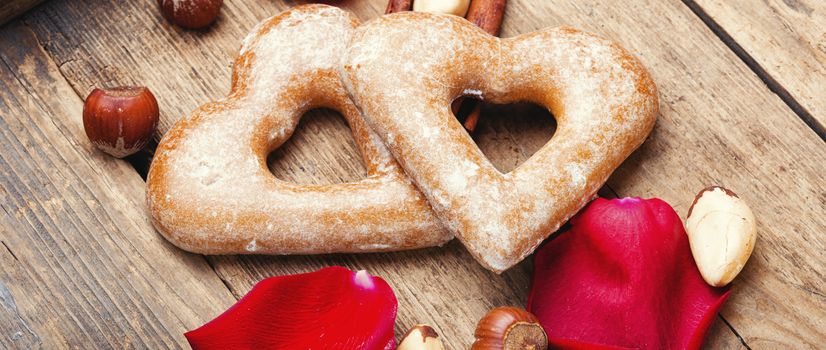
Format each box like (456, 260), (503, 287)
(385, 0), (413, 14)
(466, 0), (507, 36)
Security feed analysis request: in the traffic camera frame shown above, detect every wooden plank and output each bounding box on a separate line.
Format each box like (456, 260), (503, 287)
(17, 0), (826, 348)
(0, 22), (236, 348)
(686, 0), (826, 137)
(0, 0), (43, 25)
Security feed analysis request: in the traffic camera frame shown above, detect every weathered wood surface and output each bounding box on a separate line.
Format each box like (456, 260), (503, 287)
(0, 22), (236, 348)
(0, 0), (43, 25)
(0, 0), (824, 348)
(687, 0), (826, 137)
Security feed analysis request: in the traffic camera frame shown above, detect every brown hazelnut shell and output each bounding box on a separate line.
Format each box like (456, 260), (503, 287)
(472, 307), (548, 350)
(82, 86), (159, 158)
(158, 0), (223, 29)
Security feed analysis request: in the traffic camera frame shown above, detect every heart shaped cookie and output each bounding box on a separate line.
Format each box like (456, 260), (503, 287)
(342, 13), (658, 272)
(147, 5), (450, 255)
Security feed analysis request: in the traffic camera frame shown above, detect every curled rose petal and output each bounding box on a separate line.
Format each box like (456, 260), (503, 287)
(527, 197), (730, 349)
(186, 266), (397, 350)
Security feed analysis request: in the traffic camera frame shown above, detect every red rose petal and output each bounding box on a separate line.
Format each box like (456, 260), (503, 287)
(527, 197), (730, 349)
(186, 266), (397, 350)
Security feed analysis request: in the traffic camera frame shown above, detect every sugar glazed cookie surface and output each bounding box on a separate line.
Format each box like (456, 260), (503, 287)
(342, 12), (658, 272)
(146, 5), (451, 254)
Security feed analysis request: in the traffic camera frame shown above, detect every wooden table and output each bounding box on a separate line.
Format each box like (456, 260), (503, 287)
(1, 0), (824, 348)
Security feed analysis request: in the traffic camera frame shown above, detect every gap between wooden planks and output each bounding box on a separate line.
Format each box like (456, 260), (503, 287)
(2, 0), (825, 348)
(684, 0), (826, 141)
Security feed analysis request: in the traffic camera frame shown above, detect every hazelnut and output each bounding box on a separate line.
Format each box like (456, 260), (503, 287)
(685, 186), (757, 287)
(158, 0), (223, 29)
(83, 86), (159, 158)
(471, 307), (548, 350)
(398, 324), (445, 350)
(413, 0), (470, 17)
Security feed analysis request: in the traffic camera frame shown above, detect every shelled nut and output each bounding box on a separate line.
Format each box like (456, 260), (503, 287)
(413, 0), (470, 17)
(685, 186), (757, 287)
(398, 324), (445, 350)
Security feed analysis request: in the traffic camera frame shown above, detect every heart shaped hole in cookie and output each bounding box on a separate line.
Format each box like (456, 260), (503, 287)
(452, 97), (557, 173)
(267, 108), (368, 185)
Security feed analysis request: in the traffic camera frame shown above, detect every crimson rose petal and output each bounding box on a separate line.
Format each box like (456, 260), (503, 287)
(527, 197), (730, 349)
(186, 266), (397, 350)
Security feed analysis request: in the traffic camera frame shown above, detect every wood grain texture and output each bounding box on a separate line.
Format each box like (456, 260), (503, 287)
(688, 0), (826, 136)
(1, 0), (823, 348)
(704, 317), (749, 350)
(0, 22), (236, 348)
(0, 0), (43, 25)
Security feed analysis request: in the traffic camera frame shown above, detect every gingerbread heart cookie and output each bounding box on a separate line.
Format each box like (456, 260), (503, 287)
(342, 12), (658, 272)
(147, 5), (450, 255)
